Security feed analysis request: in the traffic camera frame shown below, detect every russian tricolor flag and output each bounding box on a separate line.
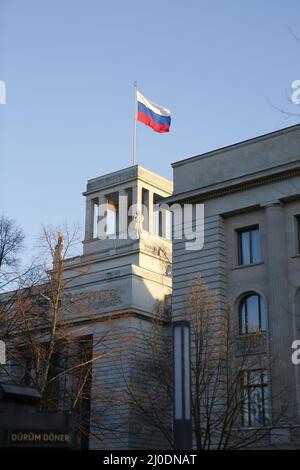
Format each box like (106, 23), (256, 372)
(137, 91), (171, 133)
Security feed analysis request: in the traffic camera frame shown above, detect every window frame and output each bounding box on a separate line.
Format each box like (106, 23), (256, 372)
(241, 368), (270, 427)
(237, 225), (261, 266)
(239, 293), (266, 335)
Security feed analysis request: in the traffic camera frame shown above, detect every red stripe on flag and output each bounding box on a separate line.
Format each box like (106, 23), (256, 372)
(137, 112), (170, 133)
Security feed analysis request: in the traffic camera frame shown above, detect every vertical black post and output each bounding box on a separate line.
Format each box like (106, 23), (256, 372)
(173, 320), (193, 449)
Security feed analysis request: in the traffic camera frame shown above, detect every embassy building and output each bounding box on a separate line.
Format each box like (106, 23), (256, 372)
(166, 123), (300, 448)
(1, 124), (300, 449)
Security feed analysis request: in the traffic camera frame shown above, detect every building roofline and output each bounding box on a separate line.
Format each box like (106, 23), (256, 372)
(87, 164), (172, 186)
(84, 164), (173, 196)
(171, 123), (300, 168)
(164, 160), (300, 205)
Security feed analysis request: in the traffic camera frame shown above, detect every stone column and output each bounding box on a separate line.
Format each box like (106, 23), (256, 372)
(165, 206), (171, 240)
(148, 190), (154, 235)
(85, 197), (94, 241)
(131, 182), (142, 210)
(128, 183), (142, 239)
(97, 195), (108, 240)
(263, 201), (296, 423)
(118, 189), (128, 239)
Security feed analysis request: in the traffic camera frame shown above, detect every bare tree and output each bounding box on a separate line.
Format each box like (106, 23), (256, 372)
(0, 214), (25, 271)
(0, 215), (35, 351)
(0, 225), (122, 447)
(0, 215), (25, 293)
(127, 274), (287, 449)
(120, 299), (174, 449)
(185, 275), (272, 449)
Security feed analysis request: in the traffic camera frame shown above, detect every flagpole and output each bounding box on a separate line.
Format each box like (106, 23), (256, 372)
(133, 80), (137, 166)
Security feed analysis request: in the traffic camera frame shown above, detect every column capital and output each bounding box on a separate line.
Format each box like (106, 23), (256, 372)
(97, 194), (107, 204)
(261, 199), (284, 209)
(118, 188), (128, 196)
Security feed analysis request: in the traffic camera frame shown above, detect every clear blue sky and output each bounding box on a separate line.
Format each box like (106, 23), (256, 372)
(1, 0), (300, 263)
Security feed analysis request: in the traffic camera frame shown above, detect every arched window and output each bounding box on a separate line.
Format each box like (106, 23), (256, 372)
(239, 293), (266, 335)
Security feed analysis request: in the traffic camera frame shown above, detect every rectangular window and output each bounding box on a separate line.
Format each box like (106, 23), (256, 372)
(242, 369), (270, 427)
(238, 226), (261, 265)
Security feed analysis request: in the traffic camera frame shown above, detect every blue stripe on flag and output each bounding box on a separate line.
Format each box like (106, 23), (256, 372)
(137, 102), (171, 126)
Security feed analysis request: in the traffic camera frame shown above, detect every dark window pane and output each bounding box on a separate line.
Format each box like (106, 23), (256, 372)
(263, 370), (269, 384)
(241, 369), (270, 427)
(242, 398), (250, 426)
(241, 231), (250, 265)
(250, 387), (263, 426)
(263, 387), (271, 424)
(246, 295), (259, 333)
(249, 370), (261, 385)
(240, 294), (266, 335)
(241, 302), (247, 334)
(238, 226), (261, 265)
(243, 371), (248, 386)
(251, 229), (261, 263)
(242, 371), (250, 426)
(260, 298), (266, 332)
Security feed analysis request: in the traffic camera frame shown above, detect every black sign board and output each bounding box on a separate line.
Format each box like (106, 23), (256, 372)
(3, 428), (74, 448)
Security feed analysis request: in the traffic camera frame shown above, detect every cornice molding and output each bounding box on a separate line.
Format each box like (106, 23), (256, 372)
(83, 165), (172, 197)
(165, 163), (300, 205)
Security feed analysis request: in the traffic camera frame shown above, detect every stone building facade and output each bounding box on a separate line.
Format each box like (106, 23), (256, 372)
(0, 165), (173, 450)
(166, 124), (300, 448)
(2, 125), (300, 449)
(62, 165), (173, 449)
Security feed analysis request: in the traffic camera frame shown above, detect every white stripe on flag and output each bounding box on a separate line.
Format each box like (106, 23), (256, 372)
(137, 90), (171, 117)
